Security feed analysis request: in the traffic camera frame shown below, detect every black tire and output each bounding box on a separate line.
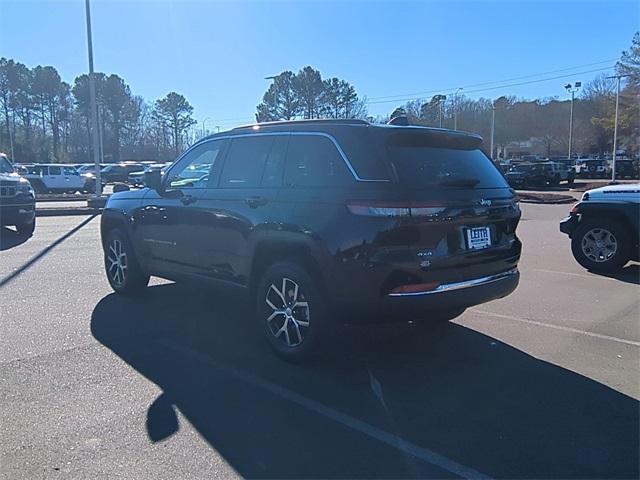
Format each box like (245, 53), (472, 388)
(571, 219), (630, 272)
(104, 228), (150, 295)
(256, 261), (328, 361)
(16, 217), (35, 237)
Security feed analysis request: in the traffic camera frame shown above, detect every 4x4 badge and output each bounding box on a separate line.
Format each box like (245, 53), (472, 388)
(479, 199), (492, 206)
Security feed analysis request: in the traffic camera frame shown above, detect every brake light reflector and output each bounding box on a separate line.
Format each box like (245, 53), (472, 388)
(389, 282), (440, 294)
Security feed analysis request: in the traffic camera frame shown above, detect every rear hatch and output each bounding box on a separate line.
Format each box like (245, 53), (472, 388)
(350, 127), (521, 286)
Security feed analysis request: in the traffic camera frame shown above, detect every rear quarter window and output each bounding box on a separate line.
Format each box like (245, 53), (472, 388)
(385, 133), (508, 188)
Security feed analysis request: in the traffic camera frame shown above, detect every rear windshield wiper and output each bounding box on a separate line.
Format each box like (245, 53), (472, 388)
(439, 178), (480, 188)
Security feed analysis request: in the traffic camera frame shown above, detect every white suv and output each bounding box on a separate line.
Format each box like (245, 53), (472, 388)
(23, 164), (86, 194)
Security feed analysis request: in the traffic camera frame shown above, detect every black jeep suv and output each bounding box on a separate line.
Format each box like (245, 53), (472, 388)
(0, 153), (36, 236)
(100, 120), (521, 359)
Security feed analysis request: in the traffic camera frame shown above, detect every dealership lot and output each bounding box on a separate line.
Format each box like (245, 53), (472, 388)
(0, 204), (638, 479)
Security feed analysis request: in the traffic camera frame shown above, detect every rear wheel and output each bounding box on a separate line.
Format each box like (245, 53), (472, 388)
(104, 228), (149, 295)
(256, 261), (328, 361)
(571, 219), (630, 272)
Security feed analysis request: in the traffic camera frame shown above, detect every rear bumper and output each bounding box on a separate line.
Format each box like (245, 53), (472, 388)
(334, 268), (520, 323)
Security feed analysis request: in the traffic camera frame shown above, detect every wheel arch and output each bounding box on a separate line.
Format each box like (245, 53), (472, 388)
(249, 237), (328, 298)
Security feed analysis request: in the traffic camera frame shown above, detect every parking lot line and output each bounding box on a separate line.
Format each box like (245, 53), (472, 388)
(160, 341), (492, 480)
(470, 309), (640, 347)
(530, 268), (625, 281)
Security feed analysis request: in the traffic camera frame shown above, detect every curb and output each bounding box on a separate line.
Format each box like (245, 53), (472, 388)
(36, 208), (100, 217)
(517, 195), (576, 205)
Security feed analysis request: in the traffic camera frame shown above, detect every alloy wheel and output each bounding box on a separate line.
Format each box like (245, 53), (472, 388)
(581, 228), (617, 263)
(265, 277), (310, 348)
(107, 238), (128, 286)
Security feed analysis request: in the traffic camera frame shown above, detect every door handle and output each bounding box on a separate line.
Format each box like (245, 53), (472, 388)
(180, 195), (197, 205)
(245, 196), (268, 208)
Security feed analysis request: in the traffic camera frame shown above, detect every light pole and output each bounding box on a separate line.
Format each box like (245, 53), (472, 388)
(564, 81), (581, 161)
(84, 0), (101, 198)
(490, 103), (496, 160)
(607, 74), (630, 183)
(433, 94), (446, 128)
(215, 126), (221, 133)
(201, 117), (212, 137)
(453, 87), (463, 130)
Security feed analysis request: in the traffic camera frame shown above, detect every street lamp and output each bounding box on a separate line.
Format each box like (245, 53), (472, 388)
(84, 0), (102, 198)
(453, 87), (463, 130)
(433, 94), (447, 128)
(606, 74), (630, 183)
(490, 103), (496, 160)
(564, 81), (581, 160)
(201, 117), (212, 137)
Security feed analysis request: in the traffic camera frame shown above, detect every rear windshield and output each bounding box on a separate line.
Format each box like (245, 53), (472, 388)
(385, 134), (508, 188)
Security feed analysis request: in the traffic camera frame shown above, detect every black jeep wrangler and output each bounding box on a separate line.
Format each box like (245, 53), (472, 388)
(0, 153), (36, 236)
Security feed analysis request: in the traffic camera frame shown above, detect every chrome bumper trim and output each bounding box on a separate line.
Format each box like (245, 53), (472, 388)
(387, 268), (519, 297)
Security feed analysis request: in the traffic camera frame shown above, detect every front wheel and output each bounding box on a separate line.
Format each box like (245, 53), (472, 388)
(256, 261), (328, 361)
(104, 228), (149, 295)
(571, 219), (630, 272)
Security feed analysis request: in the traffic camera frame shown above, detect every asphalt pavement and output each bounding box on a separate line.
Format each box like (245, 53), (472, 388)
(0, 206), (638, 479)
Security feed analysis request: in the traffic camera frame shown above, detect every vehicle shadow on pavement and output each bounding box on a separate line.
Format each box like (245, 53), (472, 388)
(91, 282), (639, 479)
(591, 263), (640, 285)
(0, 215), (96, 288)
(0, 226), (29, 251)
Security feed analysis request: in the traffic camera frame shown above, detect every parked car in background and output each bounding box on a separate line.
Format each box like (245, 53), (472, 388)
(614, 159), (639, 179)
(21, 164), (85, 194)
(128, 163), (171, 187)
(576, 159), (609, 179)
(0, 153), (36, 236)
(100, 119), (522, 360)
(560, 183), (639, 272)
(100, 162), (146, 184)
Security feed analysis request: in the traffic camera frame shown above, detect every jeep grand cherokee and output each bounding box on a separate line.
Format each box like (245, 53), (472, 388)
(100, 120), (521, 360)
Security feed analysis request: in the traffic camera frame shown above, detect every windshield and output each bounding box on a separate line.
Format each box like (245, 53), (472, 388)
(385, 137), (508, 188)
(0, 156), (14, 174)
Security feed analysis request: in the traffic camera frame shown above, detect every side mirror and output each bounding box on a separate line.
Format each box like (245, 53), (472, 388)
(145, 169), (163, 191)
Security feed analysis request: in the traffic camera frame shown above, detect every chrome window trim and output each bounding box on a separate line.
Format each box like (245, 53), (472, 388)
(387, 268), (519, 297)
(167, 131), (390, 183)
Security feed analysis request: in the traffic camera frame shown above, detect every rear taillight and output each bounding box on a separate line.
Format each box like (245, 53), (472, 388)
(347, 201), (447, 217)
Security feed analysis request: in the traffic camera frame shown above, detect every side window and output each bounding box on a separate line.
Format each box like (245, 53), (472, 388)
(284, 135), (353, 187)
(167, 140), (225, 189)
(260, 135), (288, 187)
(63, 166), (77, 175)
(220, 136), (275, 188)
(49, 166), (61, 176)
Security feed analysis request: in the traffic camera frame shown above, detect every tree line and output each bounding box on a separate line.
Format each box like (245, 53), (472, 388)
(256, 66), (367, 122)
(387, 33), (639, 158)
(1, 33), (637, 164)
(0, 59), (197, 164)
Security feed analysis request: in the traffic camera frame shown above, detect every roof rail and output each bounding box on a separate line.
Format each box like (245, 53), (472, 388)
(232, 118), (370, 130)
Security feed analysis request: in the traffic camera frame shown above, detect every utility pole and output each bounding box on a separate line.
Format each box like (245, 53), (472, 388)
(490, 103), (496, 160)
(564, 82), (581, 161)
(607, 74), (629, 183)
(201, 117), (211, 137)
(84, 0), (102, 198)
(453, 87), (463, 130)
(433, 94), (446, 128)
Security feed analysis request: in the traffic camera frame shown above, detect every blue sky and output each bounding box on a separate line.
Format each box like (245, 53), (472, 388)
(1, 0), (638, 129)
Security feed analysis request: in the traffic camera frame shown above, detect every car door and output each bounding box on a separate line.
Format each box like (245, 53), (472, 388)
(62, 166), (84, 191)
(195, 134), (288, 284)
(135, 139), (227, 274)
(47, 165), (63, 190)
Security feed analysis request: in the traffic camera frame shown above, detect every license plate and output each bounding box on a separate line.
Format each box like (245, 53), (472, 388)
(466, 226), (491, 250)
